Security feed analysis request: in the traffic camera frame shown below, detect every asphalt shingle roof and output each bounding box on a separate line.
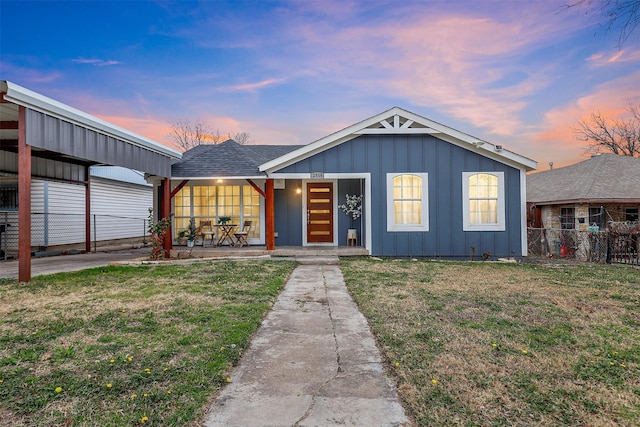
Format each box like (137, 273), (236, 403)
(171, 140), (303, 178)
(527, 154), (640, 204)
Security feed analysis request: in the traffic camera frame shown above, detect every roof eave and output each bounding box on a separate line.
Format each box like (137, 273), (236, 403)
(1, 80), (182, 160)
(530, 198), (640, 206)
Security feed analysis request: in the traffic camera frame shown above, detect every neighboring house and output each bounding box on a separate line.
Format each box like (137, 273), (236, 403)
(527, 154), (640, 261)
(527, 154), (640, 230)
(160, 107), (537, 259)
(0, 166), (152, 255)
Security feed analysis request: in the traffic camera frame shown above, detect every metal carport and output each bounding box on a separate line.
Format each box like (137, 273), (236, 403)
(0, 81), (181, 281)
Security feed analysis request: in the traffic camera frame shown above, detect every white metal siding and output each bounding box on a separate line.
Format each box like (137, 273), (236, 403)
(90, 177), (152, 241)
(3, 178), (152, 252)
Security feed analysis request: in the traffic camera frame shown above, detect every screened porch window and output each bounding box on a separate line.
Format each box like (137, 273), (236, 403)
(173, 184), (260, 240)
(386, 173), (429, 232)
(462, 172), (505, 231)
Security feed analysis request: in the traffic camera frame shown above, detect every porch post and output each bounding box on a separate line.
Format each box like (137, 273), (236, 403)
(85, 165), (91, 253)
(266, 178), (275, 250)
(162, 178), (172, 258)
(17, 105), (31, 282)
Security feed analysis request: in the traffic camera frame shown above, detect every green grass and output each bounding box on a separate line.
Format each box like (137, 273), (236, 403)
(340, 259), (640, 427)
(0, 261), (296, 426)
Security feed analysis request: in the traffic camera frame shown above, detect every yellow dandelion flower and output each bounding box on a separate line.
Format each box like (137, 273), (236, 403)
(613, 351), (618, 356)
(226, 377), (231, 383)
(167, 390), (172, 394)
(0, 379), (3, 383)
(131, 393), (137, 399)
(492, 343), (497, 348)
(521, 350), (528, 355)
(55, 387), (62, 393)
(109, 359), (115, 363)
(163, 368), (168, 371)
(120, 309), (126, 313)
(143, 393), (148, 397)
(620, 363), (626, 368)
(394, 362), (400, 367)
(610, 361), (615, 366)
(141, 416), (148, 423)
(106, 383), (112, 388)
(127, 357), (133, 362)
(417, 322), (422, 326)
(432, 379), (438, 385)
(220, 346), (225, 351)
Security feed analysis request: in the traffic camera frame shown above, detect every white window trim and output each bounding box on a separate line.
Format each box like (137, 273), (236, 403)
(386, 173), (429, 232)
(462, 171), (505, 231)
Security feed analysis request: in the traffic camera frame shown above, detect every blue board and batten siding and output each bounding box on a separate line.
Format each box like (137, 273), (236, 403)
(276, 134), (523, 258)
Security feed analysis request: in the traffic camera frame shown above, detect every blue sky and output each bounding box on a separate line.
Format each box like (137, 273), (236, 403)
(1, 0), (639, 169)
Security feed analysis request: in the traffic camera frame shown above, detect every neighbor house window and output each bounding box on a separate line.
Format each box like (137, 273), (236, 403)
(589, 207), (604, 227)
(462, 172), (505, 231)
(0, 185), (18, 210)
(626, 207), (639, 222)
(386, 173), (429, 232)
(560, 207), (575, 229)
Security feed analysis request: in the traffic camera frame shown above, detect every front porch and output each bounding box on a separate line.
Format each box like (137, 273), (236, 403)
(170, 244), (369, 259)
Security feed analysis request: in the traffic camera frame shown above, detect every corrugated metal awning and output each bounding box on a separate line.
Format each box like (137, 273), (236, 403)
(1, 81), (181, 178)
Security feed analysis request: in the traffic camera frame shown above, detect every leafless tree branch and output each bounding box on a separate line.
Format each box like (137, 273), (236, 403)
(168, 119), (251, 151)
(563, 0), (640, 48)
(573, 103), (640, 157)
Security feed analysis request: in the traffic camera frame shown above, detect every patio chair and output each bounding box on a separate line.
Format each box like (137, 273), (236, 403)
(233, 220), (252, 247)
(199, 220), (216, 247)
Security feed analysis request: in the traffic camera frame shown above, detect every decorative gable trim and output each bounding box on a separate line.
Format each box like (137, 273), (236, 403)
(259, 107), (536, 174)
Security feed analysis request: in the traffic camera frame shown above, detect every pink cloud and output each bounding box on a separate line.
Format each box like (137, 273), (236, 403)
(588, 48), (640, 66)
(268, 5), (579, 137)
(0, 61), (62, 83)
(219, 78), (285, 93)
(529, 71), (640, 168)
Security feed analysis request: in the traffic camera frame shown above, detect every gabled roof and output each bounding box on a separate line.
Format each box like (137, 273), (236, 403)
(527, 154), (640, 205)
(171, 140), (303, 178)
(260, 106), (537, 173)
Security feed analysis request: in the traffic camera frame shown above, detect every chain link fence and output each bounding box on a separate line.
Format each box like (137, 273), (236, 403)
(0, 211), (148, 260)
(528, 223), (639, 265)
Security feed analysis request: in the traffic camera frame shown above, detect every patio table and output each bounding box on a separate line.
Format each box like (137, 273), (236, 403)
(215, 224), (237, 246)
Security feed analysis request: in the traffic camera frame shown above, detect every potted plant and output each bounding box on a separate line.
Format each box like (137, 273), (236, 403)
(218, 216), (232, 225)
(339, 194), (363, 242)
(178, 217), (199, 248)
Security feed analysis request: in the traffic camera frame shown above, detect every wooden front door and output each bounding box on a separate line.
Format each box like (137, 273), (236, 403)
(307, 182), (333, 243)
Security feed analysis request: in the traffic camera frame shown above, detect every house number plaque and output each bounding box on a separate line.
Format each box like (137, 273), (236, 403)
(310, 172), (324, 179)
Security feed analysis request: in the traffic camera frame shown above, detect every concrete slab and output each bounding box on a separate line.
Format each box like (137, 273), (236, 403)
(203, 264), (410, 427)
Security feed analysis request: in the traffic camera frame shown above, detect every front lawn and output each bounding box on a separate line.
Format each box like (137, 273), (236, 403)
(0, 261), (296, 426)
(340, 259), (640, 426)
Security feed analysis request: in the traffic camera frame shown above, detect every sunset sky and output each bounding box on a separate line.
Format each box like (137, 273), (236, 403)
(1, 0), (639, 170)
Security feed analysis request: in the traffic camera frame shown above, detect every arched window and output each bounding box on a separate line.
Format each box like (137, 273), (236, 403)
(386, 173), (429, 231)
(462, 172), (505, 231)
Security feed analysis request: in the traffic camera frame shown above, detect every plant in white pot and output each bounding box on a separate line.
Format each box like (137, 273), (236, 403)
(338, 194), (363, 241)
(178, 217), (200, 248)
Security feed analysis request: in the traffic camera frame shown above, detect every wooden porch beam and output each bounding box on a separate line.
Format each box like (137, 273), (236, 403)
(170, 180), (189, 199)
(246, 179), (266, 198)
(162, 178), (172, 258)
(0, 121), (18, 129)
(265, 178), (275, 250)
(17, 106), (31, 282)
(85, 165), (91, 253)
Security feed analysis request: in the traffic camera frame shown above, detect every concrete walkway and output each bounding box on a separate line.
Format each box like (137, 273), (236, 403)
(0, 248), (150, 279)
(204, 261), (410, 427)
